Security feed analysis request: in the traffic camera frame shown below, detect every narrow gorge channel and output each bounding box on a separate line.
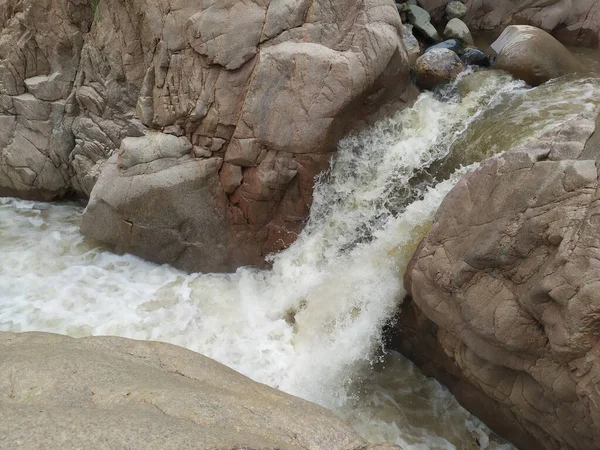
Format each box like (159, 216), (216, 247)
(2, 62), (600, 449)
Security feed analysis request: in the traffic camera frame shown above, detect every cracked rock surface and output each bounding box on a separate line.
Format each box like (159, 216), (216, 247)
(1, 0), (413, 272)
(0, 331), (394, 450)
(401, 111), (600, 450)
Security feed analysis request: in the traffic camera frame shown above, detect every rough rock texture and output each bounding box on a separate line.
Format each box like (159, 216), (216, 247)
(1, 0), (414, 272)
(0, 331), (403, 450)
(489, 25), (582, 86)
(401, 111), (600, 450)
(417, 0), (600, 48)
(0, 0), (91, 199)
(415, 48), (464, 90)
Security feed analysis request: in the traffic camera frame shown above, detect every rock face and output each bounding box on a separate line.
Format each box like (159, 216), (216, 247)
(415, 48), (464, 90)
(418, 0), (600, 48)
(489, 25), (582, 86)
(401, 111), (600, 450)
(0, 331), (394, 450)
(1, 0), (413, 272)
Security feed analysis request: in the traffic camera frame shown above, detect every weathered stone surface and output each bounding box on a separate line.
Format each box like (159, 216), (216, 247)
(415, 48), (464, 90)
(402, 25), (422, 66)
(418, 0), (600, 48)
(443, 18), (474, 45)
(0, 331), (371, 450)
(0, 0), (89, 199)
(1, 0), (414, 272)
(489, 25), (582, 86)
(402, 111), (600, 450)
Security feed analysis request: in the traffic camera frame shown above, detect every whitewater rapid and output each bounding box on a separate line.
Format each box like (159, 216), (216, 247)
(2, 70), (600, 449)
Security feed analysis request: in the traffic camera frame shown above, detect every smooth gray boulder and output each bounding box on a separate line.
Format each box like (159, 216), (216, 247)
(408, 4), (441, 42)
(443, 18), (474, 45)
(415, 48), (464, 90)
(489, 25), (582, 86)
(0, 331), (393, 450)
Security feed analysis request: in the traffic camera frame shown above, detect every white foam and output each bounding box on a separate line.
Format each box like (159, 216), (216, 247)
(2, 71), (600, 449)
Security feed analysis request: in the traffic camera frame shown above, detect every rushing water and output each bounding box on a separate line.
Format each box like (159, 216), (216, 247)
(2, 68), (600, 449)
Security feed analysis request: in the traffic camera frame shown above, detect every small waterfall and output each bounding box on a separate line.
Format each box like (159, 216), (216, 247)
(2, 69), (600, 449)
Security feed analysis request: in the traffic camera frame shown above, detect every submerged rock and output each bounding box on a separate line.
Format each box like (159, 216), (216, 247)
(415, 48), (464, 90)
(443, 18), (474, 45)
(402, 111), (600, 450)
(489, 25), (583, 86)
(0, 331), (372, 450)
(408, 4), (440, 42)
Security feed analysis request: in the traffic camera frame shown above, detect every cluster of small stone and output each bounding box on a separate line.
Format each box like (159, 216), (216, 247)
(395, 0), (490, 89)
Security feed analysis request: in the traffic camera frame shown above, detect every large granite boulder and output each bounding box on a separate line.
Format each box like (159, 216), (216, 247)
(1, 0), (414, 272)
(417, 0), (600, 48)
(399, 111), (600, 450)
(0, 331), (399, 450)
(488, 25), (582, 86)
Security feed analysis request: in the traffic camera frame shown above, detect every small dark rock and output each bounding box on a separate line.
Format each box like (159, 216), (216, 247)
(424, 39), (463, 55)
(461, 48), (490, 67)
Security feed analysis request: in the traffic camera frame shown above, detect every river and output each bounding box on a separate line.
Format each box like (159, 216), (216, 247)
(2, 65), (600, 449)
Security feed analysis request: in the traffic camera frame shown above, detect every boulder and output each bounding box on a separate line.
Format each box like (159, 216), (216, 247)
(415, 48), (464, 90)
(489, 25), (582, 86)
(402, 25), (421, 66)
(0, 0), (413, 272)
(460, 48), (490, 66)
(407, 4), (441, 42)
(424, 39), (464, 55)
(0, 331), (384, 450)
(401, 111), (600, 450)
(446, 1), (468, 20)
(443, 18), (474, 45)
(0, 0), (89, 200)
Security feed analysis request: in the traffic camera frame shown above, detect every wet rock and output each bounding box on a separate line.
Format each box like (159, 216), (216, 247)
(489, 25), (583, 86)
(443, 18), (474, 45)
(402, 25), (421, 66)
(403, 111), (600, 450)
(461, 48), (489, 66)
(0, 331), (371, 450)
(415, 48), (464, 90)
(2, 0), (413, 272)
(408, 5), (440, 42)
(446, 1), (468, 20)
(425, 39), (463, 55)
